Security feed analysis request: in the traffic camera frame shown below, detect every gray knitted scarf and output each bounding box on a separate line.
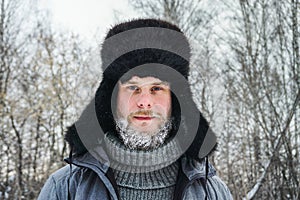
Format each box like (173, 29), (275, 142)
(104, 133), (181, 200)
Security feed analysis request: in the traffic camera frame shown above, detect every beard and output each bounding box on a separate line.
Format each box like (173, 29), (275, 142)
(115, 117), (172, 150)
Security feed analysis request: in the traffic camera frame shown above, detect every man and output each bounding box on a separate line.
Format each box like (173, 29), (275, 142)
(38, 19), (233, 200)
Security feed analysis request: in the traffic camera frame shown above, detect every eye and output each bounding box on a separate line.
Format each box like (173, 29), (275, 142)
(151, 86), (163, 92)
(127, 85), (140, 92)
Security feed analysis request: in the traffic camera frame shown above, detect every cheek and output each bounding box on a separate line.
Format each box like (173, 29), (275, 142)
(155, 96), (171, 115)
(117, 94), (135, 116)
(127, 99), (136, 112)
(165, 100), (172, 116)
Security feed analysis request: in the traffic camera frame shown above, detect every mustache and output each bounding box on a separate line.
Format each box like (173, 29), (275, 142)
(129, 110), (162, 118)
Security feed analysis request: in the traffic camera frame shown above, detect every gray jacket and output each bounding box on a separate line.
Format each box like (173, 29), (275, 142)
(38, 148), (232, 200)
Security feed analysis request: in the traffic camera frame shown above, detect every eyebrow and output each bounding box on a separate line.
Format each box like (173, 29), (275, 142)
(124, 81), (169, 86)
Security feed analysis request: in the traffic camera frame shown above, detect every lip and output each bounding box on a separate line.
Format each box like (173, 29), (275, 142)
(133, 116), (154, 120)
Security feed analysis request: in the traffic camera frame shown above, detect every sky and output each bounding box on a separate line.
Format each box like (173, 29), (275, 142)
(38, 0), (140, 41)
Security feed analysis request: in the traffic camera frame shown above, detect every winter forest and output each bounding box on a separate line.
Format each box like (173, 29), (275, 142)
(0, 0), (299, 199)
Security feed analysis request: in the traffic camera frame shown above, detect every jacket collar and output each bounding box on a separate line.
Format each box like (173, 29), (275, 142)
(65, 146), (215, 180)
(65, 146), (110, 173)
(65, 149), (215, 200)
(181, 156), (216, 180)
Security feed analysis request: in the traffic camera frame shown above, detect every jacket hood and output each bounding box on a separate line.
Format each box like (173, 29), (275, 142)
(65, 19), (217, 161)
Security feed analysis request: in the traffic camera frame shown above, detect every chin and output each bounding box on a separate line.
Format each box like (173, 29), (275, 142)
(129, 126), (161, 136)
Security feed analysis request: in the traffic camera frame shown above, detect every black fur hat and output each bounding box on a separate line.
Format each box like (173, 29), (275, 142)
(65, 19), (216, 160)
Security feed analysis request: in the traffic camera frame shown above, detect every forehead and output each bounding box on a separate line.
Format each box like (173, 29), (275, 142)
(120, 76), (169, 86)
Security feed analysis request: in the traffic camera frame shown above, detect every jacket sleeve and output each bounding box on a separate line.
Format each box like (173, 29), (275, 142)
(207, 175), (233, 200)
(37, 176), (59, 200)
(184, 175), (233, 200)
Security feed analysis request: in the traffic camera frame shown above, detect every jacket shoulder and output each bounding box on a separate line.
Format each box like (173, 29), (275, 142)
(38, 165), (81, 200)
(185, 174), (233, 200)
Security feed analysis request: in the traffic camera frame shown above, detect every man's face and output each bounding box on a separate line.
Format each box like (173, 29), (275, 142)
(116, 76), (171, 136)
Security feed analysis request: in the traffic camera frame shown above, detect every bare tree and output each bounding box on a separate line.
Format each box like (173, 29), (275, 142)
(0, 4), (99, 199)
(219, 0), (299, 199)
(0, 0), (33, 198)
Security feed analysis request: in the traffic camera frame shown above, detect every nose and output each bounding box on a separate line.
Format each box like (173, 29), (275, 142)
(136, 92), (153, 109)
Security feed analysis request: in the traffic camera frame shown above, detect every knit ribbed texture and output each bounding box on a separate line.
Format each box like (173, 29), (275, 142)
(113, 162), (179, 200)
(104, 132), (182, 173)
(104, 132), (181, 200)
(113, 161), (179, 189)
